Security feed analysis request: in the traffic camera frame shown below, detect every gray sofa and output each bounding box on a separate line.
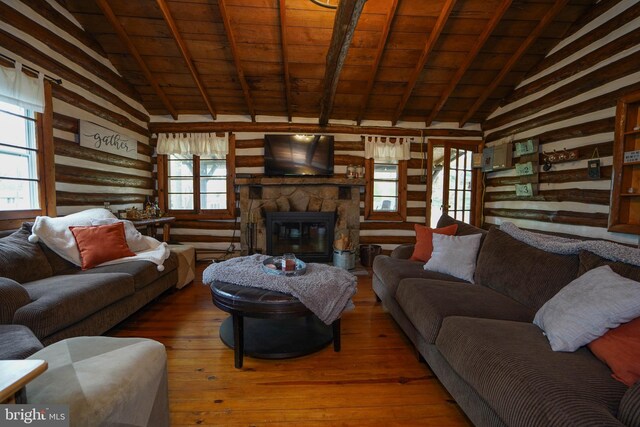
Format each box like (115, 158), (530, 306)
(372, 214), (640, 426)
(0, 223), (178, 347)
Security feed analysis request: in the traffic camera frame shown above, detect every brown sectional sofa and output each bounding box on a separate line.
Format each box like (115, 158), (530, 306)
(372, 214), (640, 426)
(0, 223), (178, 347)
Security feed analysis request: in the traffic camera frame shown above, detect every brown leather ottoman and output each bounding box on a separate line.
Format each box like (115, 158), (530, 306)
(210, 280), (340, 368)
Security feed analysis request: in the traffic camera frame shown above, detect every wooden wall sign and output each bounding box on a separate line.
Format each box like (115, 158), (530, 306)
(513, 137), (539, 197)
(79, 120), (138, 159)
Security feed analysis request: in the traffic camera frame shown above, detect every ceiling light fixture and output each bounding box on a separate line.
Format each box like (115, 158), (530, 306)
(309, 0), (338, 9)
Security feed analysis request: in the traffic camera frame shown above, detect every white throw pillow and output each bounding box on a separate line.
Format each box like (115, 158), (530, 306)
(91, 218), (149, 253)
(423, 233), (482, 283)
(534, 265), (640, 352)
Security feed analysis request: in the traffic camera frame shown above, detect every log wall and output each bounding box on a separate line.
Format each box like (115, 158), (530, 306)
(482, 1), (640, 246)
(0, 0), (151, 226)
(152, 124), (481, 260)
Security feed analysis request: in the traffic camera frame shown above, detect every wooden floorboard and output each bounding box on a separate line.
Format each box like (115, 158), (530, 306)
(108, 263), (471, 426)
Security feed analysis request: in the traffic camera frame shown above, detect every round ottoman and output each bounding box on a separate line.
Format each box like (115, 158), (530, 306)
(26, 336), (169, 427)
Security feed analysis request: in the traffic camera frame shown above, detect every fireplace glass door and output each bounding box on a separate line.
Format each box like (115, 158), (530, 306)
(266, 212), (335, 262)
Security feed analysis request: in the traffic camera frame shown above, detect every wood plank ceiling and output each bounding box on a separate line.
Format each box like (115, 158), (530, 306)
(61, 0), (595, 127)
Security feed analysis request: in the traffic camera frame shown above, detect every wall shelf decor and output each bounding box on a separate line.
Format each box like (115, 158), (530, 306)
(513, 137), (539, 198)
(609, 90), (640, 234)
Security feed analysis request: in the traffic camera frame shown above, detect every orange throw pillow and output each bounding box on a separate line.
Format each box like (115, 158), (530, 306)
(588, 317), (640, 387)
(410, 223), (458, 262)
(70, 222), (136, 270)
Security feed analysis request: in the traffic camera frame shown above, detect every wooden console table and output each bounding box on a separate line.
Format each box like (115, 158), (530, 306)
(131, 217), (175, 242)
(0, 359), (47, 403)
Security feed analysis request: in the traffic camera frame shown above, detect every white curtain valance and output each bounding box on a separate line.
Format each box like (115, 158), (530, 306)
(363, 135), (411, 162)
(156, 132), (229, 157)
(0, 62), (45, 113)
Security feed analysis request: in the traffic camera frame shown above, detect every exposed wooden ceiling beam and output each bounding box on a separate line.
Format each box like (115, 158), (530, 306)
(356, 0), (398, 125)
(425, 0), (512, 126)
(319, 0), (367, 126)
(150, 121), (483, 138)
(218, 0), (256, 122)
(156, 0), (217, 120)
(459, 0), (570, 127)
(95, 0), (178, 120)
(392, 0), (456, 126)
(278, 0), (292, 122)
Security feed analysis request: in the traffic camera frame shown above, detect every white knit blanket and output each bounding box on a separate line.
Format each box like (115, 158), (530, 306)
(203, 254), (357, 325)
(29, 208), (170, 271)
(500, 222), (640, 267)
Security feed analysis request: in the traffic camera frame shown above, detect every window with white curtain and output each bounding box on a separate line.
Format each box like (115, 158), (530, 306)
(167, 154), (227, 211)
(0, 100), (40, 211)
(364, 135), (409, 221)
(159, 133), (235, 219)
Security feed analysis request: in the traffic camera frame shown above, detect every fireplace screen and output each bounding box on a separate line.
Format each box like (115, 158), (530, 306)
(265, 212), (335, 262)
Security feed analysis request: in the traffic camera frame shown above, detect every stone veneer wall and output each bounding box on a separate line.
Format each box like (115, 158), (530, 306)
(238, 179), (363, 256)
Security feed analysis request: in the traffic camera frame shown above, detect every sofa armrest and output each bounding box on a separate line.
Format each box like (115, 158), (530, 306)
(619, 380), (640, 426)
(390, 244), (414, 260)
(0, 277), (31, 324)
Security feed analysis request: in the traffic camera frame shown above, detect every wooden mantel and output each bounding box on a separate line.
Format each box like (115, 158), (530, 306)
(235, 177), (366, 187)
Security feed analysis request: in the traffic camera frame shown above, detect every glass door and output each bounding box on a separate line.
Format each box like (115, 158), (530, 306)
(428, 141), (479, 227)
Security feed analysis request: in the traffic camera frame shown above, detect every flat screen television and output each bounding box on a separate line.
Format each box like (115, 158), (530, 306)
(264, 134), (334, 176)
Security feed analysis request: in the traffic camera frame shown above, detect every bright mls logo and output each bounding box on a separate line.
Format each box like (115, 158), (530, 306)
(1, 405), (68, 427)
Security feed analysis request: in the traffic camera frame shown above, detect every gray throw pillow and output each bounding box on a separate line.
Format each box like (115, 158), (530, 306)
(534, 265), (640, 352)
(0, 228), (53, 283)
(424, 233), (482, 283)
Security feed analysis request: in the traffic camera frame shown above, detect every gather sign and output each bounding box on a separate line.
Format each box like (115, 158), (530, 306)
(79, 121), (138, 160)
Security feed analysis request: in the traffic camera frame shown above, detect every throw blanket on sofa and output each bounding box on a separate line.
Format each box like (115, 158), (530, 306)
(203, 254), (357, 325)
(29, 208), (170, 271)
(500, 222), (640, 267)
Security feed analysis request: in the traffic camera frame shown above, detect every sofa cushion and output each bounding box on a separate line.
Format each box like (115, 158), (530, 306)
(15, 273), (135, 339)
(0, 227), (52, 283)
(579, 250), (640, 282)
(21, 222), (75, 275)
(70, 223), (136, 270)
(0, 325), (43, 360)
(436, 213), (488, 239)
(619, 382), (640, 427)
(424, 233), (482, 283)
(474, 227), (579, 311)
(73, 252), (178, 290)
(533, 265), (640, 352)
(395, 278), (533, 344)
(409, 223), (458, 262)
(589, 317), (640, 387)
(372, 255), (467, 297)
(0, 277), (31, 324)
(436, 317), (627, 426)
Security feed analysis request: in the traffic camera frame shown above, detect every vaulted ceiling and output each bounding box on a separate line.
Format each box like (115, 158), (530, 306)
(61, 0), (595, 127)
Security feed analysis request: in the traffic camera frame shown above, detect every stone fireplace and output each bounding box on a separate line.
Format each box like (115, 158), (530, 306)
(237, 177), (365, 261)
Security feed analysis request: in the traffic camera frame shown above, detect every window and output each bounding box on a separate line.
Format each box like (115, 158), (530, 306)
(447, 147), (474, 223)
(0, 100), (41, 214)
(160, 136), (235, 219)
(373, 163), (398, 211)
(365, 158), (407, 221)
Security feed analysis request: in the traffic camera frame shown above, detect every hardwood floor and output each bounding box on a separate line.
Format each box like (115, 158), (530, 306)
(109, 263), (471, 426)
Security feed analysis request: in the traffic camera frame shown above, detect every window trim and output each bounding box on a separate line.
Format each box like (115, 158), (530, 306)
(158, 133), (236, 220)
(364, 157), (407, 221)
(0, 81), (55, 223)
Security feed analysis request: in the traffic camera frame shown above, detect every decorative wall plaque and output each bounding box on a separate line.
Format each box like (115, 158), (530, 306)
(515, 183), (533, 197)
(515, 162), (534, 176)
(515, 139), (536, 157)
(80, 121), (138, 159)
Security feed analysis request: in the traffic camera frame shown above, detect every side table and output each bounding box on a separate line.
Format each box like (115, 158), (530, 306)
(0, 359), (47, 403)
(130, 216), (175, 242)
